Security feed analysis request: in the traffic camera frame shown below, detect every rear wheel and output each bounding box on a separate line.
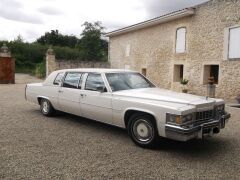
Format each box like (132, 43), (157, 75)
(128, 113), (158, 148)
(40, 99), (55, 117)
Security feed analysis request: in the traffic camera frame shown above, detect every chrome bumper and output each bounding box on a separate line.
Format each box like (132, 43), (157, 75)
(165, 113), (231, 142)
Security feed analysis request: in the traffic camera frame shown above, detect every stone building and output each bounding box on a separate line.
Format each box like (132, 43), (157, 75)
(106, 0), (240, 99)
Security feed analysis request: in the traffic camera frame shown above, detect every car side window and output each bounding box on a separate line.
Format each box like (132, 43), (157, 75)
(85, 73), (105, 91)
(53, 72), (65, 85)
(63, 72), (82, 89)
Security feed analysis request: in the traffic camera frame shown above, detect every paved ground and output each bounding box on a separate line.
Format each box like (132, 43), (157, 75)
(0, 74), (240, 179)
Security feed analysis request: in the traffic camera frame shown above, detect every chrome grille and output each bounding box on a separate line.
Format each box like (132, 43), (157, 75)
(196, 110), (214, 121)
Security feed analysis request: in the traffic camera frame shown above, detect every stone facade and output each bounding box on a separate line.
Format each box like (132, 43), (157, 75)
(46, 48), (110, 76)
(108, 0), (240, 100)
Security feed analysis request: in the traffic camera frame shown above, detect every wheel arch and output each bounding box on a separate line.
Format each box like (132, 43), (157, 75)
(124, 108), (158, 129)
(37, 96), (50, 105)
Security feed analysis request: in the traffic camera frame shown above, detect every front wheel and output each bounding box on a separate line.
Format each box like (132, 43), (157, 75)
(128, 113), (158, 148)
(40, 99), (55, 117)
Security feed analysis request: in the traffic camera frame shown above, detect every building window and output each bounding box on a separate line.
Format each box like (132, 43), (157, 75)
(176, 27), (186, 53)
(173, 65), (184, 82)
(228, 27), (240, 59)
(141, 68), (147, 76)
(125, 44), (131, 57)
(203, 65), (219, 84)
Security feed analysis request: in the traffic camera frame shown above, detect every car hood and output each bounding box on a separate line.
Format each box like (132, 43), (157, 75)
(112, 88), (222, 108)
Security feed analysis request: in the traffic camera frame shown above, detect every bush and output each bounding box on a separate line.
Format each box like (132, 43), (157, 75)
(0, 41), (85, 77)
(35, 61), (46, 79)
(53, 46), (82, 60)
(0, 41), (48, 74)
(0, 26), (108, 77)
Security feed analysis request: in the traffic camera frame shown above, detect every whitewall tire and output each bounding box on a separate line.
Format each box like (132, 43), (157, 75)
(128, 113), (158, 148)
(40, 99), (55, 117)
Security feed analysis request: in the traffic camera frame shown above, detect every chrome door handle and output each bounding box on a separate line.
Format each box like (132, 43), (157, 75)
(80, 94), (86, 97)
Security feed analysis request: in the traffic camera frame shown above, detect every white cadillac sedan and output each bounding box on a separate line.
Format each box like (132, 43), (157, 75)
(25, 69), (231, 148)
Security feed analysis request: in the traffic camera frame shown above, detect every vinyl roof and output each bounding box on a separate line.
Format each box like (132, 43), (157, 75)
(55, 68), (137, 73)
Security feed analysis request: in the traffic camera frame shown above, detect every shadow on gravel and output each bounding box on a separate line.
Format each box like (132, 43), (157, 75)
(51, 111), (128, 136)
(154, 137), (231, 157)
(31, 109), (231, 156)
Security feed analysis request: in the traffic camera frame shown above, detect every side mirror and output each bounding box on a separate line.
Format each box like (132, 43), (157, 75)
(53, 82), (60, 86)
(96, 85), (107, 93)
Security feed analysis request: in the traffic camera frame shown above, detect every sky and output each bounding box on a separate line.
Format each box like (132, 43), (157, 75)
(0, 0), (208, 42)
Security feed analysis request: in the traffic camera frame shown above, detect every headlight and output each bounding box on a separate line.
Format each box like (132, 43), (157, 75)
(166, 113), (193, 125)
(216, 104), (225, 112)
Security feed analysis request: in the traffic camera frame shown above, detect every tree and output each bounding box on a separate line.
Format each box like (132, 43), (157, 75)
(14, 35), (24, 43)
(36, 30), (79, 48)
(77, 21), (108, 61)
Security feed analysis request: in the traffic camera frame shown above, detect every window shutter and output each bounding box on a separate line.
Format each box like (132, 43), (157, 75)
(176, 28), (186, 53)
(229, 27), (240, 59)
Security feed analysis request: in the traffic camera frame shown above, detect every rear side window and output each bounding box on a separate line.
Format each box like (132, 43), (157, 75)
(53, 72), (64, 85)
(63, 72), (82, 89)
(85, 73), (104, 91)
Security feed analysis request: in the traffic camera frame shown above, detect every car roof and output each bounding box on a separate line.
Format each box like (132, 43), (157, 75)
(55, 68), (138, 73)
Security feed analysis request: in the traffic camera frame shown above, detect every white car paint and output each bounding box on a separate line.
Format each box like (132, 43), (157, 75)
(25, 68), (230, 141)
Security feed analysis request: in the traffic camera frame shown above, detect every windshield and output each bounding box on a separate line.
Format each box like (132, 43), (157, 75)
(106, 72), (155, 92)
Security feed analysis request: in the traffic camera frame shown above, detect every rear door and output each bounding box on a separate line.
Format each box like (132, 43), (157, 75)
(58, 72), (83, 116)
(46, 72), (65, 110)
(80, 73), (113, 124)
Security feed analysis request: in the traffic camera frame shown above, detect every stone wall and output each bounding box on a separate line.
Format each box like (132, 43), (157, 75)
(109, 0), (240, 99)
(46, 48), (110, 76)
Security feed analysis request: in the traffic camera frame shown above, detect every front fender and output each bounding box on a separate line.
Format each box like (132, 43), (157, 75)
(123, 107), (158, 122)
(122, 107), (166, 137)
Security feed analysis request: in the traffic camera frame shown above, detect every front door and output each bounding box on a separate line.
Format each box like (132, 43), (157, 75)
(58, 72), (83, 116)
(80, 73), (112, 124)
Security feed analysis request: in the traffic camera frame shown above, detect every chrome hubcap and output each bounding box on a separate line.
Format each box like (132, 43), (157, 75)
(133, 119), (153, 142)
(42, 101), (49, 113)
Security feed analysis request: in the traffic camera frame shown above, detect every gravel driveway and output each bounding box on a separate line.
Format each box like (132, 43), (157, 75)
(0, 74), (240, 179)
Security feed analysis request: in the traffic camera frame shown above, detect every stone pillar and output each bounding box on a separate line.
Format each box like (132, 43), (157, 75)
(46, 47), (56, 76)
(0, 43), (11, 57)
(0, 43), (15, 84)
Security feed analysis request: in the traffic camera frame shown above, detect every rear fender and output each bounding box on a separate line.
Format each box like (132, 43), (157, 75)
(37, 96), (50, 105)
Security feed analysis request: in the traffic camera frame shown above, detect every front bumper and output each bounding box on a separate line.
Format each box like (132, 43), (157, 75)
(165, 113), (231, 142)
